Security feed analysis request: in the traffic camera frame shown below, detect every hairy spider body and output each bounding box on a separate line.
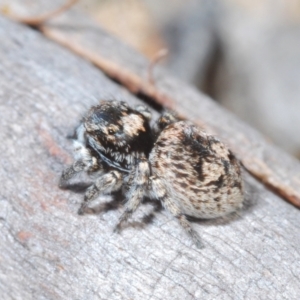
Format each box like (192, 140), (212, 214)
(149, 121), (243, 218)
(60, 100), (243, 248)
(81, 101), (153, 171)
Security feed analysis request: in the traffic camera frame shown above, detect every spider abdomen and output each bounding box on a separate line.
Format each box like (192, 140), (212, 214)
(149, 121), (244, 219)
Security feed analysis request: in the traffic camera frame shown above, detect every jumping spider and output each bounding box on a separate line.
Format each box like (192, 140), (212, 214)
(60, 100), (244, 248)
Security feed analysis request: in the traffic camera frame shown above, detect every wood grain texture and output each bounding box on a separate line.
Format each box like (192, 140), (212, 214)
(41, 17), (300, 208)
(0, 10), (300, 300)
(4, 0), (299, 207)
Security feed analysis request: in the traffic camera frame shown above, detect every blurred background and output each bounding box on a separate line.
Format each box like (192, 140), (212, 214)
(77, 0), (300, 159)
(4, 0), (300, 158)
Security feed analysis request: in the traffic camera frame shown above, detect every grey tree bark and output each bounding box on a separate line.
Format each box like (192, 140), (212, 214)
(0, 5), (300, 300)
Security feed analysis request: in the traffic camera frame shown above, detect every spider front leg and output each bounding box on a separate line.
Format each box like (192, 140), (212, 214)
(78, 170), (123, 215)
(59, 156), (98, 188)
(115, 158), (150, 232)
(60, 128), (99, 187)
(150, 176), (203, 249)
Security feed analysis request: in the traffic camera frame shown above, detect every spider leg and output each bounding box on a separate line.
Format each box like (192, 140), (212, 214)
(115, 158), (150, 232)
(150, 176), (203, 249)
(60, 124), (99, 187)
(134, 105), (152, 121)
(78, 170), (123, 215)
(59, 159), (89, 187)
(152, 110), (178, 137)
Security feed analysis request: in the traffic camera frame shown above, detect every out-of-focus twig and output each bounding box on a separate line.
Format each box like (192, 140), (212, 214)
(10, 0), (78, 27)
(147, 48), (168, 86)
(41, 27), (176, 110)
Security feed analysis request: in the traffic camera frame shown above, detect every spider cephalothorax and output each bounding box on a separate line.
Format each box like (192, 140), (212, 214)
(60, 100), (244, 248)
(83, 100), (153, 171)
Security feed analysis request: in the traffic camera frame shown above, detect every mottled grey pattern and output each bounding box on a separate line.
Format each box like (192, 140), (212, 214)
(150, 121), (243, 219)
(60, 101), (243, 248)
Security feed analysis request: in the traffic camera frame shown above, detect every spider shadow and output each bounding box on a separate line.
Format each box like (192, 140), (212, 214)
(186, 213), (240, 228)
(119, 198), (163, 231)
(59, 182), (92, 193)
(60, 170), (259, 231)
(61, 181), (163, 229)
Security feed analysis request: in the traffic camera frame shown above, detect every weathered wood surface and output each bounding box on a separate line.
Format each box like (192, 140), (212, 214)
(4, 0), (300, 207)
(0, 12), (300, 300)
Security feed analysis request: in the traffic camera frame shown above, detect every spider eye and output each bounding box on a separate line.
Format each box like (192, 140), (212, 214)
(108, 128), (115, 135)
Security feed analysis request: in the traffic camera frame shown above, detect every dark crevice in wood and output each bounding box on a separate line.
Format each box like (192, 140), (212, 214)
(199, 36), (223, 101)
(135, 91), (164, 112)
(28, 24), (40, 31)
(105, 74), (164, 112)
